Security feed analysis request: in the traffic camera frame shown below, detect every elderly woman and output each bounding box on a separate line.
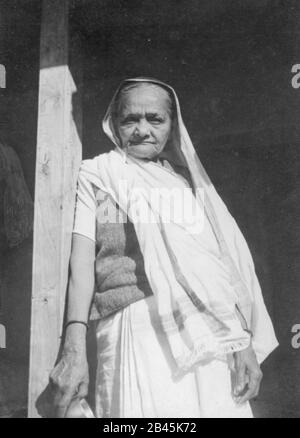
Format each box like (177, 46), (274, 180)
(50, 78), (278, 418)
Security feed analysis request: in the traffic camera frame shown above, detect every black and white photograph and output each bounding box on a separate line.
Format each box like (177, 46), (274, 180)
(0, 0), (299, 420)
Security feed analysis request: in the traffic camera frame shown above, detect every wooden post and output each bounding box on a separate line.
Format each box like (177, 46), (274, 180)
(28, 0), (82, 417)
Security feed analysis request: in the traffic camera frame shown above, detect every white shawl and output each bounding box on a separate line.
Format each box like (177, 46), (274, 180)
(80, 78), (278, 372)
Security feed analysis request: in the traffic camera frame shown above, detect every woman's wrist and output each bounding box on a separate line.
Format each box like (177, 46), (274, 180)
(63, 339), (87, 356)
(63, 323), (88, 353)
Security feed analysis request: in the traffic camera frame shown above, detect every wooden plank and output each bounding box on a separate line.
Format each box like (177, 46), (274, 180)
(28, 0), (82, 418)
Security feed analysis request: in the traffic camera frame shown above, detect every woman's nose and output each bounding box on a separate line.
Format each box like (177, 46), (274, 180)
(134, 119), (150, 137)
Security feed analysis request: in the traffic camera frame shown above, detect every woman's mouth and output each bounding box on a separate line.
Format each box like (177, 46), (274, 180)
(129, 141), (156, 146)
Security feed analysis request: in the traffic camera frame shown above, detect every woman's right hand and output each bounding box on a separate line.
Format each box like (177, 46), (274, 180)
(49, 348), (89, 418)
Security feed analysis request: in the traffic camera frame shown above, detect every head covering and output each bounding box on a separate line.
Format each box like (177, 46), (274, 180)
(80, 77), (278, 371)
(103, 77), (188, 166)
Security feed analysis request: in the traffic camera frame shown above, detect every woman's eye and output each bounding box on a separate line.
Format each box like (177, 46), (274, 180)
(149, 117), (163, 124)
(121, 118), (136, 125)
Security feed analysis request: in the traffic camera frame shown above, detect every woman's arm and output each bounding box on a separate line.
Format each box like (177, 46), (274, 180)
(49, 233), (96, 418)
(66, 233), (96, 343)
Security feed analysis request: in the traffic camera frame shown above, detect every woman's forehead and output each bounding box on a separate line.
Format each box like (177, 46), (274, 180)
(118, 84), (171, 114)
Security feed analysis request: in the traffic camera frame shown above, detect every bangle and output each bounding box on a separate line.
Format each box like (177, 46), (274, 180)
(65, 320), (89, 331)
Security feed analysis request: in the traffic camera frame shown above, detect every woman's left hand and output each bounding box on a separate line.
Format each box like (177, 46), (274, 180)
(232, 344), (263, 404)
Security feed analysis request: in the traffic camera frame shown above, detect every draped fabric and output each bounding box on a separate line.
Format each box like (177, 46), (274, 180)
(95, 295), (253, 418)
(81, 78), (278, 371)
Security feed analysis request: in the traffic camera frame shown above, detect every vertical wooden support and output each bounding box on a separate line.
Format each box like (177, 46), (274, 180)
(28, 0), (82, 417)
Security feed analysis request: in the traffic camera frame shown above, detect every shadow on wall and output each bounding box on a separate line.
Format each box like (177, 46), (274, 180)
(0, 141), (34, 418)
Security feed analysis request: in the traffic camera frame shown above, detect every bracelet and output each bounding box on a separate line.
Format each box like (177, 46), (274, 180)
(65, 320), (89, 331)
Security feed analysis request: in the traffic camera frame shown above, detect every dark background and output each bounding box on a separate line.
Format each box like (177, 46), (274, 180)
(0, 0), (41, 417)
(0, 0), (299, 417)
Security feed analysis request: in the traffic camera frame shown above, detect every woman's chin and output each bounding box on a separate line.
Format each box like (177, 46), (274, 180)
(127, 144), (160, 160)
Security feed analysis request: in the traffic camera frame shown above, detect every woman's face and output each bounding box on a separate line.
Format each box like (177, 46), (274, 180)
(115, 84), (172, 160)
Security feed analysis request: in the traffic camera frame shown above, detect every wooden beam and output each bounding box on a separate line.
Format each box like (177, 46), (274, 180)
(28, 0), (82, 417)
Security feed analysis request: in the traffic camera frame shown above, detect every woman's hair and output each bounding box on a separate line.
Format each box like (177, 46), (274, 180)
(111, 81), (175, 129)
